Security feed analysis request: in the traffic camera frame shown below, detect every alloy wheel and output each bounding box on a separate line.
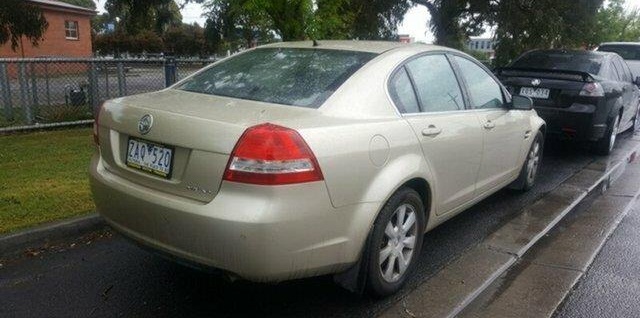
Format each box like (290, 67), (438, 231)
(378, 203), (418, 283)
(609, 115), (620, 152)
(526, 139), (541, 185)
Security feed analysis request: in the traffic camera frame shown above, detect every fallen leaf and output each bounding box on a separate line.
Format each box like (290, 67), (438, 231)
(102, 285), (114, 298)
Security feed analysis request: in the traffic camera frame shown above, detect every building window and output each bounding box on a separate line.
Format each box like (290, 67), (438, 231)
(65, 21), (79, 40)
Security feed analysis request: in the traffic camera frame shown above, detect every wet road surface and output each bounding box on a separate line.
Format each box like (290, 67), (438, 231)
(0, 140), (606, 318)
(555, 198), (640, 318)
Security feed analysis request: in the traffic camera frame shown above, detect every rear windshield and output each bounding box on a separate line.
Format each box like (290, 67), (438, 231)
(598, 45), (640, 60)
(176, 48), (377, 108)
(511, 51), (603, 74)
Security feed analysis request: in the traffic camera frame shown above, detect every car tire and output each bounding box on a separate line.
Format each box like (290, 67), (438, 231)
(593, 114), (620, 155)
(632, 106), (640, 132)
(365, 188), (425, 297)
(511, 131), (544, 191)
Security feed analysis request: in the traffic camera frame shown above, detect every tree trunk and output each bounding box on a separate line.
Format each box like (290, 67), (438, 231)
(412, 0), (465, 49)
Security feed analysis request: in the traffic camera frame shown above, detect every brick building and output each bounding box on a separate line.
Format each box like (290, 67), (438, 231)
(0, 0), (96, 58)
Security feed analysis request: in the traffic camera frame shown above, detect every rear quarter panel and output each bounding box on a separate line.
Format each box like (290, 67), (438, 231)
(299, 119), (430, 208)
(269, 47), (442, 234)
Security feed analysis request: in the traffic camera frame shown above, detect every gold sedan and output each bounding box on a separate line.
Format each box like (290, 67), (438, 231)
(90, 41), (545, 296)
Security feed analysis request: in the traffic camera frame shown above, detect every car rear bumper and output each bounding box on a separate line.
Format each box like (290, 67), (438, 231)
(535, 103), (606, 141)
(89, 154), (374, 282)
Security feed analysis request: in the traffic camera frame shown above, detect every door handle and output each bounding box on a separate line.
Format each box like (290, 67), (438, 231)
(483, 121), (496, 130)
(422, 125), (442, 137)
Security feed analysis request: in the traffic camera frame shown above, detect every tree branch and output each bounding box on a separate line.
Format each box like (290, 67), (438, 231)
(410, 0), (437, 14)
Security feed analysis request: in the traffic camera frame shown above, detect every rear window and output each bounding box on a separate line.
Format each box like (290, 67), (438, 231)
(176, 48), (377, 108)
(511, 51), (603, 74)
(598, 45), (640, 61)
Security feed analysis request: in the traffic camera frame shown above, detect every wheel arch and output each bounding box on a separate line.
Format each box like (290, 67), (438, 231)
(619, 105), (624, 118)
(400, 177), (432, 229)
(349, 156), (436, 266)
(333, 175), (434, 294)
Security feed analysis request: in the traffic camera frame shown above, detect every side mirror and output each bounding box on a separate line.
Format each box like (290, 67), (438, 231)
(511, 95), (534, 110)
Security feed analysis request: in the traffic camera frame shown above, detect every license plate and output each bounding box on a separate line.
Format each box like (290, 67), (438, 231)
(520, 87), (550, 99)
(126, 138), (174, 178)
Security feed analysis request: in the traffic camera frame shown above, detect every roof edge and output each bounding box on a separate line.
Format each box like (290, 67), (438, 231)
(27, 0), (97, 15)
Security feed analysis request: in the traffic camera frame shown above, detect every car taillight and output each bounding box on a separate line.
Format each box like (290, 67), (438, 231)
(223, 123), (324, 185)
(93, 103), (103, 145)
(579, 82), (605, 97)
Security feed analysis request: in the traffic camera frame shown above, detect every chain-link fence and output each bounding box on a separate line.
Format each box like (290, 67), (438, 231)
(0, 58), (215, 131)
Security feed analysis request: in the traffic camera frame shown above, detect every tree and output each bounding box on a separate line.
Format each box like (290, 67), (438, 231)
(410, 0), (493, 49)
(129, 30), (164, 54)
(493, 0), (603, 66)
(196, 0), (410, 45)
(200, 0), (273, 54)
(246, 0), (312, 41)
(94, 31), (132, 56)
(588, 0), (640, 46)
(164, 23), (208, 57)
(94, 29), (165, 56)
(104, 0), (182, 35)
(0, 0), (49, 54)
(313, 0), (411, 40)
(310, 0), (355, 39)
(92, 12), (114, 34)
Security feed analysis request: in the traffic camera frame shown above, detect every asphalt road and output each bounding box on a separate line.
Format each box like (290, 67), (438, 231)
(0, 139), (609, 318)
(555, 197), (640, 318)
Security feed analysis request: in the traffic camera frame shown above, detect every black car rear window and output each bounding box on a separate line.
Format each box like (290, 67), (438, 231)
(511, 51), (603, 74)
(598, 45), (640, 60)
(176, 48), (377, 108)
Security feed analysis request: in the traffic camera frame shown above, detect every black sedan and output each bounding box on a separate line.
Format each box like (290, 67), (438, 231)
(496, 49), (640, 154)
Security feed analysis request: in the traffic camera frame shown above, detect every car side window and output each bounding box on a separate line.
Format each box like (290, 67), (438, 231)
(389, 67), (420, 114)
(405, 54), (464, 112)
(609, 61), (622, 81)
(452, 56), (505, 109)
(615, 58), (632, 82)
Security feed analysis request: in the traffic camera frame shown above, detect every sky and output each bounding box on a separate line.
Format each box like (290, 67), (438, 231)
(96, 0), (640, 44)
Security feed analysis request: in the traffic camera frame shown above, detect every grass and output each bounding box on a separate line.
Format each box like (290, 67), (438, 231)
(0, 111), (25, 128)
(0, 128), (95, 234)
(1, 104), (93, 128)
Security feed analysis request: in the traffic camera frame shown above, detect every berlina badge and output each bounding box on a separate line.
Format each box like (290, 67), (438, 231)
(138, 114), (153, 135)
(531, 79), (541, 86)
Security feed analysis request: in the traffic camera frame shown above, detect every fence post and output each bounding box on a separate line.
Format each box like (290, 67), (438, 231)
(30, 63), (39, 119)
(117, 62), (127, 96)
(0, 62), (13, 122)
(104, 64), (110, 99)
(164, 57), (177, 87)
(19, 62), (34, 125)
(88, 61), (99, 115)
(45, 62), (51, 107)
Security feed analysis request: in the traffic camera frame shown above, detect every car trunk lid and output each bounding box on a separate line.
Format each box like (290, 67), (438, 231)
(496, 67), (595, 108)
(96, 89), (319, 202)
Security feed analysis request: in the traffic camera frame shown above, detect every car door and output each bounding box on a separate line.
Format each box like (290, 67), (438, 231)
(391, 53), (484, 215)
(451, 55), (530, 195)
(612, 56), (640, 128)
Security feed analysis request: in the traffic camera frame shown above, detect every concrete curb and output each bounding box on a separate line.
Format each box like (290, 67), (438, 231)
(0, 213), (106, 256)
(460, 163), (640, 318)
(380, 134), (640, 318)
